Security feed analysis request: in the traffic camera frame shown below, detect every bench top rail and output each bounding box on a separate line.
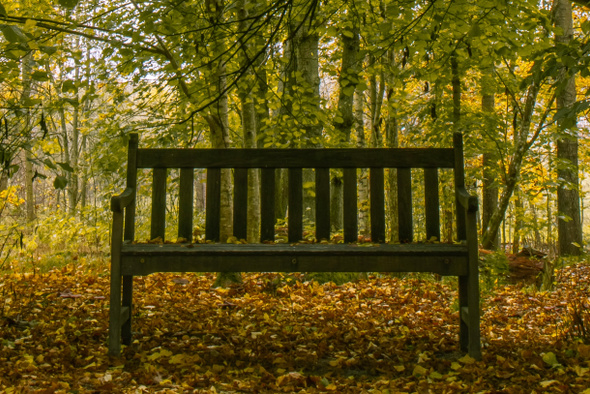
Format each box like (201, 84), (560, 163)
(136, 147), (455, 169)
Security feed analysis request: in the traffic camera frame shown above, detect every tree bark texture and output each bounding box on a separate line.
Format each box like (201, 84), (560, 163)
(481, 67), (499, 249)
(237, 0), (261, 242)
(554, 0), (582, 256)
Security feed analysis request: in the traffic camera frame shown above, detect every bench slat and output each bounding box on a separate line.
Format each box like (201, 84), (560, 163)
(205, 168), (221, 242)
(343, 168), (358, 243)
(315, 168), (330, 241)
(370, 168), (385, 243)
(233, 168), (248, 240)
(178, 168), (194, 241)
(151, 168), (167, 241)
(260, 168), (275, 241)
(120, 243), (469, 276)
(397, 168), (413, 242)
(137, 148), (455, 169)
(424, 168), (440, 241)
(124, 134), (139, 241)
(288, 168), (303, 242)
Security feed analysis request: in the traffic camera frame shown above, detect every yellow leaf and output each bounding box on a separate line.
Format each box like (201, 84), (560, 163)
(458, 354), (475, 364)
(24, 19), (37, 29)
(394, 365), (405, 372)
(325, 384), (338, 391)
(429, 371), (443, 379)
(542, 352), (559, 367)
(451, 362), (462, 370)
(412, 365), (428, 377)
(169, 354), (186, 364)
(540, 380), (558, 388)
(574, 365), (589, 377)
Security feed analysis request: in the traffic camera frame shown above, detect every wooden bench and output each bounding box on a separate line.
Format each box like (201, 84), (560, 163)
(109, 133), (481, 359)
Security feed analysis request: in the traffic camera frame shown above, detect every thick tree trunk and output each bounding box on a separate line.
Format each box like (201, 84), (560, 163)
(334, 21), (360, 143)
(384, 48), (399, 243)
(481, 68), (499, 249)
(206, 0), (233, 245)
(554, 0), (582, 256)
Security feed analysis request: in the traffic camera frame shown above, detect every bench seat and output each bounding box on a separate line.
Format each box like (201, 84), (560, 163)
(120, 242), (469, 276)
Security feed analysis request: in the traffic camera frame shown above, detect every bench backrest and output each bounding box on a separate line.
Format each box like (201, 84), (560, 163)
(122, 133), (468, 244)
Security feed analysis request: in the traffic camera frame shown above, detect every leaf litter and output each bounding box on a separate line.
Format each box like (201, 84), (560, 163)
(1, 263), (590, 393)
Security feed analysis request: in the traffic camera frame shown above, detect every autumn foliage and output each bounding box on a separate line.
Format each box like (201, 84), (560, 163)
(1, 262), (590, 393)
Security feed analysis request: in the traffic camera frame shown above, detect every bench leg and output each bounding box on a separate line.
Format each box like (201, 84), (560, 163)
(121, 275), (133, 345)
(109, 270), (122, 356)
(458, 275), (469, 352)
(467, 272), (481, 360)
(459, 275), (482, 360)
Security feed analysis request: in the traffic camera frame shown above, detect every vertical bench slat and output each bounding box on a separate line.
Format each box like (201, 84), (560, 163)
(260, 168), (276, 242)
(205, 168), (221, 242)
(397, 168), (413, 242)
(424, 168), (440, 241)
(288, 168), (303, 242)
(151, 168), (167, 241)
(124, 134), (138, 241)
(454, 133), (467, 240)
(370, 168), (385, 243)
(233, 168), (248, 240)
(315, 168), (331, 241)
(343, 168), (358, 243)
(178, 168), (194, 241)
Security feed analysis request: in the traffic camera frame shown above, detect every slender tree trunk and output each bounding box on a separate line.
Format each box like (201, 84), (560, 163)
(237, 0), (260, 242)
(22, 54), (35, 222)
(206, 0), (233, 245)
(355, 90), (369, 235)
(481, 79), (544, 249)
(554, 0), (582, 256)
(512, 187), (523, 254)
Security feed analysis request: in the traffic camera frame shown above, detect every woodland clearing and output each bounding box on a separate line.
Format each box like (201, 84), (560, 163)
(1, 262), (590, 393)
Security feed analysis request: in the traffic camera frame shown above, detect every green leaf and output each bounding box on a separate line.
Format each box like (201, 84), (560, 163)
(31, 71), (49, 82)
(39, 46), (58, 55)
(58, 0), (80, 8)
(54, 175), (68, 189)
(1, 25), (28, 44)
(57, 162), (74, 172)
(62, 97), (79, 107)
(62, 80), (77, 94)
(0, 4), (7, 17)
(43, 159), (57, 170)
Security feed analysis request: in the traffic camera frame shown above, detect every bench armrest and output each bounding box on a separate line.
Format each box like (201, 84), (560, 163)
(111, 188), (135, 213)
(456, 187), (478, 213)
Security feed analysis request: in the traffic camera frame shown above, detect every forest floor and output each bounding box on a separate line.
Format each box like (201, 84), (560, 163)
(1, 260), (590, 393)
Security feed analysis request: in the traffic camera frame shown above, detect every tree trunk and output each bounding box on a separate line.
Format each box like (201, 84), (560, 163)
(237, 0), (260, 242)
(334, 19), (360, 143)
(481, 79), (543, 249)
(355, 90), (369, 235)
(512, 187), (523, 254)
(21, 53), (35, 222)
(481, 67), (499, 249)
(206, 0), (233, 245)
(554, 0), (582, 256)
(384, 49), (399, 243)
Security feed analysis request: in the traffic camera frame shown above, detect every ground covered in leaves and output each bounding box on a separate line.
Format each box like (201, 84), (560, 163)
(2, 263), (590, 393)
